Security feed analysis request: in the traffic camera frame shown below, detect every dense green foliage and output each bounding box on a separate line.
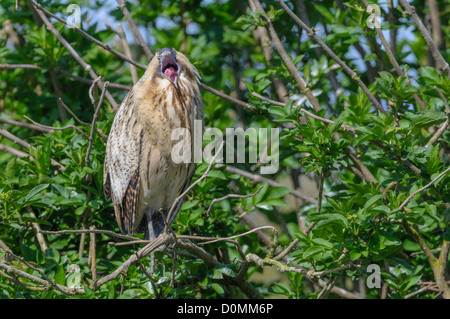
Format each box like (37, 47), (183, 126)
(0, 0), (449, 299)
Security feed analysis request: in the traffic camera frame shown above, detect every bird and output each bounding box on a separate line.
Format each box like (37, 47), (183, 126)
(103, 47), (204, 241)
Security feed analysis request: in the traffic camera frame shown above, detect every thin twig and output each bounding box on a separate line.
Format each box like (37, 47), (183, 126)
(58, 98), (108, 142)
(199, 83), (283, 126)
(88, 76), (102, 106)
(164, 141), (225, 233)
(38, 229), (137, 241)
(0, 117), (54, 134)
(434, 86), (450, 113)
(0, 63), (41, 70)
(252, 92), (356, 133)
(317, 276), (339, 299)
(135, 252), (160, 298)
(0, 64), (131, 90)
(425, 115), (449, 147)
(0, 143), (30, 159)
(88, 226), (97, 281)
(220, 164), (317, 204)
(117, 23), (139, 84)
(398, 166), (450, 211)
(85, 81), (109, 166)
(246, 253), (357, 278)
(24, 115), (89, 139)
(206, 185), (264, 215)
(198, 226), (276, 245)
(25, 206), (48, 253)
(305, 173), (325, 235)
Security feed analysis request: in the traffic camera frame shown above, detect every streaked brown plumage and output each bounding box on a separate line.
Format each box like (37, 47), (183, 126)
(103, 47), (204, 240)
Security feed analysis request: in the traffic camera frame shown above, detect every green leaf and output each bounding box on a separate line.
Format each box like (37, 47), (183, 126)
(363, 195), (383, 212)
(66, 272), (81, 288)
(21, 216), (52, 226)
(20, 242), (43, 263)
(311, 238), (333, 249)
(254, 182), (269, 204)
(409, 111), (446, 130)
(266, 187), (291, 200)
(181, 200), (199, 211)
(21, 184), (50, 204)
(211, 283), (225, 296)
(83, 284), (95, 299)
(443, 229), (450, 241)
(213, 265), (236, 279)
(303, 246), (324, 259)
(268, 106), (287, 117)
(55, 266), (65, 285)
(349, 249), (361, 261)
(257, 199), (288, 209)
(419, 66), (440, 83)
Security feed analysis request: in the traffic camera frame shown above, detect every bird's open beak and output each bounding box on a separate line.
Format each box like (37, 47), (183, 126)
(160, 53), (179, 86)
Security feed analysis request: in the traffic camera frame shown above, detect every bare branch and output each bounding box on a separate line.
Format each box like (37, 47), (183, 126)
(164, 141), (224, 233)
(24, 115), (89, 139)
(85, 81), (110, 166)
(198, 226), (276, 245)
(0, 117), (54, 134)
(220, 164), (317, 204)
(117, 23), (139, 84)
(398, 166), (450, 211)
(206, 185), (264, 215)
(0, 63), (41, 70)
(58, 98), (108, 142)
(399, 0), (450, 77)
(116, 0), (154, 61)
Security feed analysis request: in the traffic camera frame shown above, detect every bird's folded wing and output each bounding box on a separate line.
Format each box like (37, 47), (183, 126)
(103, 91), (142, 233)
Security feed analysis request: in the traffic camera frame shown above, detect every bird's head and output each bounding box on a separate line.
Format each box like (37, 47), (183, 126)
(146, 47), (199, 89)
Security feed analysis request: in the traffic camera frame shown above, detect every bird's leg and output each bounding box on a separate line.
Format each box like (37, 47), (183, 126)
(145, 208), (164, 276)
(145, 209), (157, 241)
(150, 252), (155, 275)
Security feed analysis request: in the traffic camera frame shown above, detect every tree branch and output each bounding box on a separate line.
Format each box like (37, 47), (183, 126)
(274, 0), (387, 115)
(399, 0), (450, 77)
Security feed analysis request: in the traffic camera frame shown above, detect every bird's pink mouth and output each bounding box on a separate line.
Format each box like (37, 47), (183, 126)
(161, 55), (179, 83)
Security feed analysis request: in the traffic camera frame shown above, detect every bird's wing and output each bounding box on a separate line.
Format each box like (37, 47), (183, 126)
(103, 90), (142, 234)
